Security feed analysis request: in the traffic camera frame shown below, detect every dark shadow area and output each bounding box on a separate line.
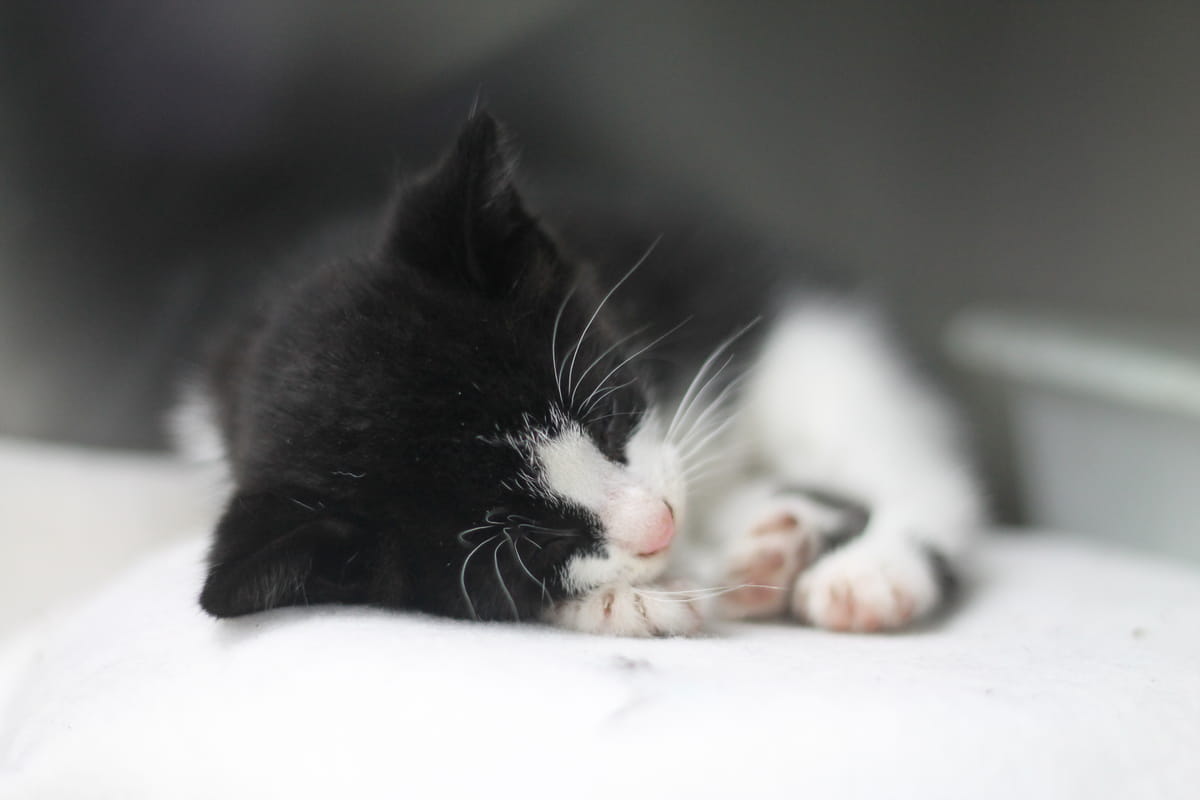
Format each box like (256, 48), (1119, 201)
(2, 2), (1197, 526)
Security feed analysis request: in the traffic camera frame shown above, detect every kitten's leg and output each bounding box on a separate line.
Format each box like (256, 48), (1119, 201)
(714, 301), (983, 632)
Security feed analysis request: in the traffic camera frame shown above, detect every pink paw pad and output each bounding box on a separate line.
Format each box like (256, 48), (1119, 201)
(719, 514), (817, 620)
(794, 554), (932, 634)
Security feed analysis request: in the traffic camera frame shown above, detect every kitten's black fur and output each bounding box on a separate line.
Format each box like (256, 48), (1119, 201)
(204, 115), (670, 620)
(198, 113), (844, 623)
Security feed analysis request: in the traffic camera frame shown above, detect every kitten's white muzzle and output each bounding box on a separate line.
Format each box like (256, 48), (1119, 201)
(604, 487), (676, 556)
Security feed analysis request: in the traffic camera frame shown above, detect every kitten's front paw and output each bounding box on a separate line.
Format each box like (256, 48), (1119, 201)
(716, 509), (820, 620)
(712, 488), (850, 620)
(793, 543), (939, 633)
(547, 583), (704, 638)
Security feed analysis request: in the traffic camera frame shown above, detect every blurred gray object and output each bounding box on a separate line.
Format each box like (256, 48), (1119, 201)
(0, 0), (584, 451)
(951, 309), (1200, 561)
(1, 1), (1198, 530)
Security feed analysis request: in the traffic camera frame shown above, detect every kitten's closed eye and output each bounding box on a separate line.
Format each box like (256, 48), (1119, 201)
(587, 406), (645, 463)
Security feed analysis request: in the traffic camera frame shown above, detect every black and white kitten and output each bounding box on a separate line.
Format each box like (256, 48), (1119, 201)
(180, 113), (982, 636)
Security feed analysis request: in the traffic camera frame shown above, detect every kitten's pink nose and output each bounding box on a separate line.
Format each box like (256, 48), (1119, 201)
(604, 489), (677, 557)
(635, 502), (676, 556)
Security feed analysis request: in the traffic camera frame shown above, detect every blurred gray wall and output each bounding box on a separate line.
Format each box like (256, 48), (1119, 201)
(1, 2), (1196, 518)
(519, 1), (1199, 338)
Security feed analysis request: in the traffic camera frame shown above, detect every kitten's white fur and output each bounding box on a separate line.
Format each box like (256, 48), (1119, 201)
(536, 418), (688, 635)
(550, 299), (983, 636)
(175, 299), (982, 637)
(709, 300), (982, 631)
(545, 581), (701, 637)
(736, 302), (981, 558)
(538, 427), (613, 511)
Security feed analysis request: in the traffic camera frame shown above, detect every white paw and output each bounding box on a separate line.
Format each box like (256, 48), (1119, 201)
(547, 583), (704, 638)
(793, 542), (939, 633)
(716, 509), (819, 619)
(712, 488), (848, 620)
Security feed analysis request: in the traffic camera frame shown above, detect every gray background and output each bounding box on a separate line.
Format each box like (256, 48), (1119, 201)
(1, 1), (1196, 521)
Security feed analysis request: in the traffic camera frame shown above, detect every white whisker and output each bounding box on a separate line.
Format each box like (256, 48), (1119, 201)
(681, 450), (740, 479)
(585, 409), (643, 425)
(504, 531), (549, 603)
(633, 584), (785, 603)
(493, 537), (520, 620)
(679, 408), (743, 463)
(456, 523), (497, 545)
(564, 236), (662, 401)
(578, 317), (691, 415)
(681, 462), (738, 483)
(569, 324), (652, 407)
(666, 318), (761, 443)
(668, 353), (734, 446)
(459, 534), (499, 620)
(550, 285), (579, 404)
(579, 379), (636, 418)
(681, 440), (753, 481)
(674, 372), (746, 457)
(517, 523), (579, 537)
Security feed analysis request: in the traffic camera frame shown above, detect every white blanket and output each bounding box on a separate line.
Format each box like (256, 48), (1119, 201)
(3, 528), (1198, 799)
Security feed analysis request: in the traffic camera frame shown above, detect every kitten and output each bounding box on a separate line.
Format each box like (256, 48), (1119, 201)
(182, 112), (983, 636)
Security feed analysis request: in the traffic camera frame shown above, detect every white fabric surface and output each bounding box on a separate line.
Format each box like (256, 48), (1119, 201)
(0, 438), (219, 638)
(3, 526), (1198, 799)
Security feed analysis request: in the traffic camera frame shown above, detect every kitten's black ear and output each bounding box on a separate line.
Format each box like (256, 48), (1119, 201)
(199, 491), (379, 618)
(384, 112), (555, 295)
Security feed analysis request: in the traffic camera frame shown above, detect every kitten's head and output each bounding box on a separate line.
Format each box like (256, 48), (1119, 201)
(200, 114), (687, 622)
